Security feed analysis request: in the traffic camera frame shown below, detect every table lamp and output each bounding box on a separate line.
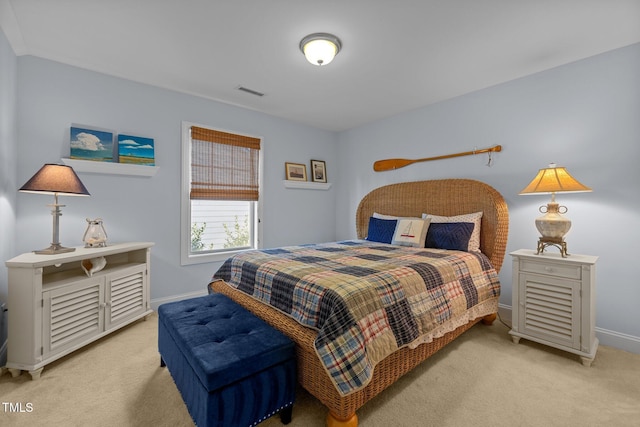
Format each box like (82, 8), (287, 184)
(519, 163), (591, 257)
(19, 164), (90, 254)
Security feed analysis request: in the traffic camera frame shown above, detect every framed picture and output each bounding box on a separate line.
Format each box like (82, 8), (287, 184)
(70, 125), (115, 162)
(117, 134), (155, 166)
(310, 160), (327, 183)
(285, 162), (307, 181)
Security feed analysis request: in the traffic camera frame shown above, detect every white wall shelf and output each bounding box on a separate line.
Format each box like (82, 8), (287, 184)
(282, 180), (331, 190)
(61, 158), (159, 177)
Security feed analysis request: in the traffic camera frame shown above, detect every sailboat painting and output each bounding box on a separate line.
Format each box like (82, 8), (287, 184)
(391, 218), (430, 247)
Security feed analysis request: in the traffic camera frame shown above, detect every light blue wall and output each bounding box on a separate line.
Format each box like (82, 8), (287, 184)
(0, 27), (18, 366)
(14, 56), (338, 303)
(0, 28), (18, 305)
(336, 44), (640, 349)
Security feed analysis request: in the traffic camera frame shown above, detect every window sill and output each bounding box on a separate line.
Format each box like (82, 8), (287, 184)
(181, 248), (253, 265)
(61, 158), (159, 177)
(282, 180), (331, 190)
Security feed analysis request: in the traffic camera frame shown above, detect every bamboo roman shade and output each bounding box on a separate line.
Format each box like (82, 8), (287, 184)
(190, 126), (261, 201)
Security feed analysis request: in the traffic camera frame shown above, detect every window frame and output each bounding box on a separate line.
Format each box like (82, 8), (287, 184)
(180, 121), (263, 265)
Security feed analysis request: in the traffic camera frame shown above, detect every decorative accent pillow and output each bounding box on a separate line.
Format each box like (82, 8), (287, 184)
(366, 217), (397, 244)
(372, 213), (431, 248)
(425, 222), (475, 251)
(391, 218), (430, 248)
(422, 211), (483, 252)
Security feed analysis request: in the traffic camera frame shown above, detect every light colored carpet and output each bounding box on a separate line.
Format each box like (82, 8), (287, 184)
(1, 313), (639, 427)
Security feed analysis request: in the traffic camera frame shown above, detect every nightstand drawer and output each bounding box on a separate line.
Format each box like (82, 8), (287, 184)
(520, 259), (581, 280)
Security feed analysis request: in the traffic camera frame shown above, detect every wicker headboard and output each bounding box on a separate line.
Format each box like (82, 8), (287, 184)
(356, 179), (509, 273)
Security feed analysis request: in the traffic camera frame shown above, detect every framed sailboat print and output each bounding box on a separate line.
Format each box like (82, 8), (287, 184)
(285, 162), (307, 181)
(310, 160), (327, 183)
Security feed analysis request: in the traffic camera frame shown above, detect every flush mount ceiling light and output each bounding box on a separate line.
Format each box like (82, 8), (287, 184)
(299, 33), (342, 66)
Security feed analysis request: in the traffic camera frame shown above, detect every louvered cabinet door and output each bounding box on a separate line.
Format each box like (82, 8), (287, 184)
(42, 278), (105, 359)
(518, 274), (581, 349)
(104, 264), (148, 330)
(509, 250), (598, 366)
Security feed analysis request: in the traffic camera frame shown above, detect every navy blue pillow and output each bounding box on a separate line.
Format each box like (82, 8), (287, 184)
(366, 217), (397, 244)
(425, 222), (474, 251)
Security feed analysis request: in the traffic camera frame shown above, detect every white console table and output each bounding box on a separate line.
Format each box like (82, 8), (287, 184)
(5, 242), (154, 379)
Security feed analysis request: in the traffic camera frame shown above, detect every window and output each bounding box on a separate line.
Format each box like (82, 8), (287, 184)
(181, 122), (262, 265)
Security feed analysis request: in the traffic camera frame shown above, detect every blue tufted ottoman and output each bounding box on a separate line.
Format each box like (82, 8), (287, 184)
(158, 293), (296, 427)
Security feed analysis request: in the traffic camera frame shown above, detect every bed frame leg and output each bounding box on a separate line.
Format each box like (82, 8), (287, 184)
(327, 411), (358, 427)
(481, 313), (497, 325)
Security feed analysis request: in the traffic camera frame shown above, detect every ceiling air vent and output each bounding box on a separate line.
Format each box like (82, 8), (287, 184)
(236, 86), (265, 97)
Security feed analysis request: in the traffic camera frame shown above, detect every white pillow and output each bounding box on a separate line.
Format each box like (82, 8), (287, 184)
(373, 212), (403, 220)
(391, 218), (430, 248)
(421, 212), (483, 252)
(372, 213), (430, 248)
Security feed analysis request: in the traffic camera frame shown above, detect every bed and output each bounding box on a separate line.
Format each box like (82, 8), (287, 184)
(209, 179), (509, 427)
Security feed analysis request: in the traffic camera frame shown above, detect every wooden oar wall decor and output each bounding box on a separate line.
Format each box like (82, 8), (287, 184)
(373, 145), (502, 172)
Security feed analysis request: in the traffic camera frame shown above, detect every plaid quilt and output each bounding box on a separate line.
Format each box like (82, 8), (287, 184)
(212, 240), (500, 396)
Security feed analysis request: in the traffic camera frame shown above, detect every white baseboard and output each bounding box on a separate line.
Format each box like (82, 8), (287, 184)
(497, 304), (640, 354)
(151, 290), (208, 311)
(594, 327), (640, 354)
(0, 340), (7, 369)
(497, 304), (513, 328)
(0, 302), (6, 368)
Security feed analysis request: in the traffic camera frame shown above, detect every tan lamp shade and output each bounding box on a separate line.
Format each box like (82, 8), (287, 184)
(519, 164), (592, 195)
(520, 163), (592, 257)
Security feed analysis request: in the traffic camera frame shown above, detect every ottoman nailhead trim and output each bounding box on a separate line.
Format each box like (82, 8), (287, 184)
(251, 401), (294, 426)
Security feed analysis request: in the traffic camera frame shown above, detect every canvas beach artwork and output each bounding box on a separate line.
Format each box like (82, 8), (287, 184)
(70, 126), (115, 162)
(117, 134), (155, 166)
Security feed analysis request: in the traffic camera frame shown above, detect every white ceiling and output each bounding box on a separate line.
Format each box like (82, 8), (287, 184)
(2, 0), (640, 131)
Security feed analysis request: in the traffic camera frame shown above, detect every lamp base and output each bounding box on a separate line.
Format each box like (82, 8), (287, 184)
(535, 202), (571, 239)
(34, 243), (76, 255)
(536, 237), (568, 258)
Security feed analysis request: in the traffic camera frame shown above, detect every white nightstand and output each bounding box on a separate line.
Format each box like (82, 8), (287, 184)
(509, 249), (598, 366)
